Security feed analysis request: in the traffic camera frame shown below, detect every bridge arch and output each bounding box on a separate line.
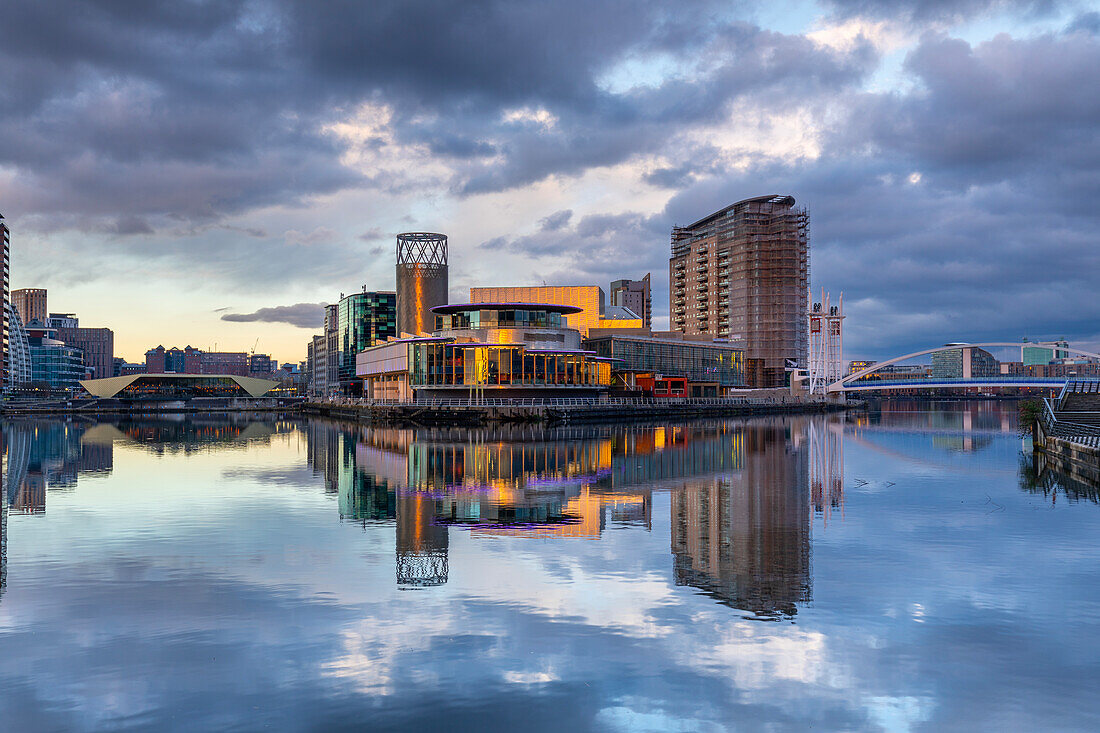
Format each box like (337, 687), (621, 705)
(829, 342), (1100, 392)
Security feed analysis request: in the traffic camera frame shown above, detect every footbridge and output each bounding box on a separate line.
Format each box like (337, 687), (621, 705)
(828, 343), (1100, 393)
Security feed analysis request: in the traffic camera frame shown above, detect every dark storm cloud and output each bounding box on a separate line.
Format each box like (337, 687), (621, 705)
(656, 28), (1100, 357)
(0, 0), (876, 230)
(821, 0), (1062, 23)
(221, 302), (325, 328)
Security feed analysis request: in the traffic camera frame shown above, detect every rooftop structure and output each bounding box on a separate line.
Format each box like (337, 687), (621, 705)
(469, 285), (643, 336)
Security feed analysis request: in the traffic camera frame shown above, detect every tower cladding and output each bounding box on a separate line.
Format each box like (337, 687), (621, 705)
(395, 232), (449, 336)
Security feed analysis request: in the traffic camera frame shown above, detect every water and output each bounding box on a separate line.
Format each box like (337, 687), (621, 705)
(1, 403), (1098, 732)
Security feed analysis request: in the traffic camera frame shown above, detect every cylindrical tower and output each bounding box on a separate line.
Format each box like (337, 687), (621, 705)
(396, 232), (449, 336)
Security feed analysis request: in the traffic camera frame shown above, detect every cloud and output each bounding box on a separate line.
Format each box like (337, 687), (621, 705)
(221, 302), (326, 329)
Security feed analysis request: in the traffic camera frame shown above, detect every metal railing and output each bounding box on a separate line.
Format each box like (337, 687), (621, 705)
(1042, 398), (1100, 449)
(310, 395), (810, 409)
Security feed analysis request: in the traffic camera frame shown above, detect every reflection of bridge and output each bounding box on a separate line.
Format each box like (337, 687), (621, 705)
(829, 343), (1100, 393)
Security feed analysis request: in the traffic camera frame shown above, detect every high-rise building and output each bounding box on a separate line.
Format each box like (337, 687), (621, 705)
(670, 195), (809, 388)
(396, 232), (449, 336)
(610, 274), (652, 328)
(337, 290), (397, 393)
(12, 288), (47, 329)
(1, 217), (9, 389)
(249, 354), (276, 375)
(4, 301), (31, 388)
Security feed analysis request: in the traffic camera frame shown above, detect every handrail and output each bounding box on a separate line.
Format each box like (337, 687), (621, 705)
(1041, 397), (1100, 449)
(309, 395), (815, 409)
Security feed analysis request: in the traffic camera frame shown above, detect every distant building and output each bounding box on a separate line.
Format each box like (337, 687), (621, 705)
(201, 351), (249, 376)
(671, 195), (808, 388)
(931, 345), (999, 379)
(12, 288), (47, 330)
(26, 322), (84, 390)
(337, 290), (397, 394)
(57, 325), (114, 380)
(610, 274), (652, 328)
(145, 346), (202, 374)
(848, 360), (875, 376)
(469, 285), (643, 336)
(249, 354), (276, 375)
(1022, 341), (1070, 366)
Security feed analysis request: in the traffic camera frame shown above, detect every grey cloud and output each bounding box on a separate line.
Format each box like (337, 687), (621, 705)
(538, 210), (572, 232)
(221, 302), (326, 328)
(821, 0), (1062, 23)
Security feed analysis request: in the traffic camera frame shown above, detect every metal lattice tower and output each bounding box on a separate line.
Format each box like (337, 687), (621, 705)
(396, 233), (449, 336)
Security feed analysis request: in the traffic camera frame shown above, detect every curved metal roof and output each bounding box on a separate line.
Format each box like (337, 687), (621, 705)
(430, 302), (583, 315)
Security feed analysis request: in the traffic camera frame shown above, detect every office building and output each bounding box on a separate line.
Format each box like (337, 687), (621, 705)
(670, 195), (808, 388)
(470, 285), (643, 336)
(57, 325), (114, 380)
(12, 287), (47, 328)
(26, 323), (84, 390)
(1023, 341), (1070, 366)
(47, 312), (79, 330)
(396, 232), (449, 336)
(337, 290), (397, 393)
(610, 274), (652, 328)
(357, 302), (612, 400)
(931, 344), (999, 379)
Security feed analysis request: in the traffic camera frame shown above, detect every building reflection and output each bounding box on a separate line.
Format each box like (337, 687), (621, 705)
(307, 417), (843, 611)
(670, 419), (816, 618)
(856, 399), (1015, 453)
(3, 421), (115, 515)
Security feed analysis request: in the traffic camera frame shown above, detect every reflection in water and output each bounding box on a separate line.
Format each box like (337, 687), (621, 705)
(671, 424), (812, 618)
(3, 420), (115, 514)
(307, 417), (846, 615)
(1020, 452), (1100, 505)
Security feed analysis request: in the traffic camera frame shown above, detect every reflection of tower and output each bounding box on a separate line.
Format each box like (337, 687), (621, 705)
(1, 426), (6, 601)
(396, 490), (448, 587)
(809, 417), (844, 525)
(671, 423), (811, 617)
(396, 232), (448, 336)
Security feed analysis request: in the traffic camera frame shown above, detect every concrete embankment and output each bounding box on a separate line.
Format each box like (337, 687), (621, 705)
(1034, 422), (1100, 485)
(301, 398), (848, 426)
(1, 397), (302, 416)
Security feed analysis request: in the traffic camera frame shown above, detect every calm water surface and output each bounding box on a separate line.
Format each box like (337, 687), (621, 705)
(1, 402), (1098, 732)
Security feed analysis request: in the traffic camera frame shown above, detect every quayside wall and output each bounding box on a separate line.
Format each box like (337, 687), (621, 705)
(301, 398), (847, 427)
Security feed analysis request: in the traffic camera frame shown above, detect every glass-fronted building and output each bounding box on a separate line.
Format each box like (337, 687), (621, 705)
(338, 291), (397, 394)
(584, 334), (744, 395)
(357, 303), (613, 400)
(29, 337), (84, 390)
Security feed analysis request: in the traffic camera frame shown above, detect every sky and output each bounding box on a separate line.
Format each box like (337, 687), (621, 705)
(1, 0), (1097, 364)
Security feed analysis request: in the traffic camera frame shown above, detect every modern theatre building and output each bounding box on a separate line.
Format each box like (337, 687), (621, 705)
(80, 373), (280, 399)
(356, 303), (613, 400)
